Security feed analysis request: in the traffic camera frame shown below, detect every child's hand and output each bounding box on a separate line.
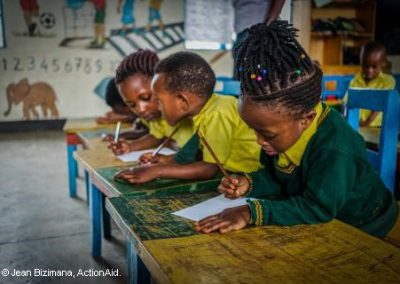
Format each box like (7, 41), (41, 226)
(108, 140), (131, 155)
(138, 153), (169, 165)
(115, 165), (159, 184)
(195, 205), (251, 234)
(218, 175), (250, 199)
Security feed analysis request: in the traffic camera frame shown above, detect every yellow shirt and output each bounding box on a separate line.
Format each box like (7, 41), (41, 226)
(277, 103), (324, 168)
(149, 118), (194, 148)
(349, 72), (395, 127)
(192, 94), (262, 173)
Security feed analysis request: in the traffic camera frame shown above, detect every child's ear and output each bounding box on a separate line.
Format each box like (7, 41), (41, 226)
(177, 92), (190, 111)
(300, 109), (316, 129)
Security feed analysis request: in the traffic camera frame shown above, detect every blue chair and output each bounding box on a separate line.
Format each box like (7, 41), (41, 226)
(347, 89), (399, 193)
(321, 75), (343, 100)
(214, 76), (240, 96)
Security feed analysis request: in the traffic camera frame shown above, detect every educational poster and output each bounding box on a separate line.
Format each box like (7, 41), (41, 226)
(0, 0), (187, 121)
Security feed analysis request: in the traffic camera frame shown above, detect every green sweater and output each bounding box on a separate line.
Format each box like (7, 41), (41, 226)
(247, 105), (398, 238)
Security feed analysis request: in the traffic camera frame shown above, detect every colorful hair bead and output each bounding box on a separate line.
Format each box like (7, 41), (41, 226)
(238, 66), (243, 72)
(250, 74), (256, 79)
(295, 69), (301, 75)
(300, 54), (306, 59)
(257, 64), (261, 69)
(256, 76), (262, 81)
(262, 69), (267, 75)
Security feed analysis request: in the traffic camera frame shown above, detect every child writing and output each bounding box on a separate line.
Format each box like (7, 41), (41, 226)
(115, 52), (262, 184)
(195, 21), (399, 243)
(348, 41), (396, 127)
(108, 49), (193, 156)
(98, 78), (149, 141)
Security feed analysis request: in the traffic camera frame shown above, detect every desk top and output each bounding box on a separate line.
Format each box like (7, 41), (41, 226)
(63, 118), (130, 134)
(77, 130), (111, 150)
(73, 149), (132, 172)
(106, 191), (400, 284)
(94, 165), (221, 197)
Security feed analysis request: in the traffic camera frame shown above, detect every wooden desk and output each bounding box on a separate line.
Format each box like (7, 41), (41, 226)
(106, 190), (400, 284)
(74, 149), (221, 258)
(63, 118), (130, 198)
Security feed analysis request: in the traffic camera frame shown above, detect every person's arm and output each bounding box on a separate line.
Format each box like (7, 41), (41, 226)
(360, 112), (379, 127)
(264, 0), (285, 25)
(116, 161), (219, 184)
(129, 134), (162, 151)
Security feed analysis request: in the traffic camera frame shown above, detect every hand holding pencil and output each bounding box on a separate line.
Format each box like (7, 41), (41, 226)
(197, 130), (250, 198)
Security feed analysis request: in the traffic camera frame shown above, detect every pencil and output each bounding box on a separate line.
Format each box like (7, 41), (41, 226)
(197, 130), (231, 180)
(149, 125), (181, 162)
(114, 121), (121, 143)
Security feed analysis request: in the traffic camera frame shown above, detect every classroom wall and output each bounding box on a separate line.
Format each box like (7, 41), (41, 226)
(0, 0), (235, 122)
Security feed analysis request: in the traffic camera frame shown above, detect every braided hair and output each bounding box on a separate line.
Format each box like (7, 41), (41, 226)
(235, 21), (322, 117)
(115, 49), (159, 84)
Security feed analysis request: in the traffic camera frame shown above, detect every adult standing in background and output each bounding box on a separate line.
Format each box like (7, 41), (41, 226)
(232, 0), (285, 79)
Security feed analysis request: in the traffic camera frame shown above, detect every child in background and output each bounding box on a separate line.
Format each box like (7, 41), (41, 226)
(97, 78), (149, 140)
(348, 41), (396, 127)
(108, 49), (193, 156)
(115, 52), (262, 184)
(195, 22), (399, 244)
(96, 78), (135, 124)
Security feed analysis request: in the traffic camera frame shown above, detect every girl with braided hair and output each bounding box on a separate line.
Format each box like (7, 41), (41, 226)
(196, 21), (399, 244)
(108, 49), (193, 163)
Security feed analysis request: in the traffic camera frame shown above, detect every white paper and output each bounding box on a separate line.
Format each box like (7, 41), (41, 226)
(172, 194), (251, 222)
(116, 148), (176, 162)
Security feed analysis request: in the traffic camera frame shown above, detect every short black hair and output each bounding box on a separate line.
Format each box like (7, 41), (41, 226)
(105, 78), (125, 107)
(235, 21), (322, 117)
(115, 49), (159, 84)
(154, 52), (216, 98)
(361, 41), (386, 59)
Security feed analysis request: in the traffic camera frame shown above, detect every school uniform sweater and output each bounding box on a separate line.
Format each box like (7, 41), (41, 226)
(246, 104), (398, 238)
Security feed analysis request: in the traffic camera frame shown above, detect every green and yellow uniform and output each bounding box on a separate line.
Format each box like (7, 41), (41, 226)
(191, 94), (262, 173)
(246, 103), (398, 238)
(148, 118), (193, 148)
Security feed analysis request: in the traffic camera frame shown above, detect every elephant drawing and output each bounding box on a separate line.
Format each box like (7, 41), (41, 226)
(4, 78), (59, 120)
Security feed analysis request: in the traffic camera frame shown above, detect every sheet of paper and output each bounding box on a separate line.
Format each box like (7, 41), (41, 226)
(116, 148), (176, 162)
(172, 194), (251, 222)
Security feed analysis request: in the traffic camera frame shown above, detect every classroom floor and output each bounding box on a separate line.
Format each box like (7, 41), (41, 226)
(0, 131), (127, 284)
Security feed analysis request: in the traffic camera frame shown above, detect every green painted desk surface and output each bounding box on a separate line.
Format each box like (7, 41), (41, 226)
(93, 165), (221, 198)
(106, 191), (400, 284)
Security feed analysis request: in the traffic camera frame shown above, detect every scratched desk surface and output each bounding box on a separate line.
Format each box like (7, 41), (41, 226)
(106, 191), (400, 284)
(93, 165), (221, 198)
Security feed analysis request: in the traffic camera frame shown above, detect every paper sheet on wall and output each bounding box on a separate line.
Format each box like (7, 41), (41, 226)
(172, 194), (251, 222)
(116, 148), (176, 162)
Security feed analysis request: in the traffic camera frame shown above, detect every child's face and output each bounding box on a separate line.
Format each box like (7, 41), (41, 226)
(151, 73), (187, 126)
(239, 96), (315, 155)
(117, 74), (161, 121)
(361, 51), (385, 82)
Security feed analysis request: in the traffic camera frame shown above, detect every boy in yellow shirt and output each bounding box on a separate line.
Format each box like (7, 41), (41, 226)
(349, 41), (396, 127)
(116, 52), (262, 183)
(108, 50), (193, 156)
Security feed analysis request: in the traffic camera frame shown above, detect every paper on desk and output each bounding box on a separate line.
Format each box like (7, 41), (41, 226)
(172, 194), (251, 222)
(116, 148), (176, 162)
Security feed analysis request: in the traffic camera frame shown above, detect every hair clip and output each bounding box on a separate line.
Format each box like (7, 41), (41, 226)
(250, 74), (256, 79)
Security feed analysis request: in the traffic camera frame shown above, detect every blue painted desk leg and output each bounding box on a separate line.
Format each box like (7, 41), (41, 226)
(67, 144), (77, 198)
(90, 183), (102, 257)
(127, 242), (150, 284)
(101, 193), (112, 240)
(85, 170), (90, 205)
